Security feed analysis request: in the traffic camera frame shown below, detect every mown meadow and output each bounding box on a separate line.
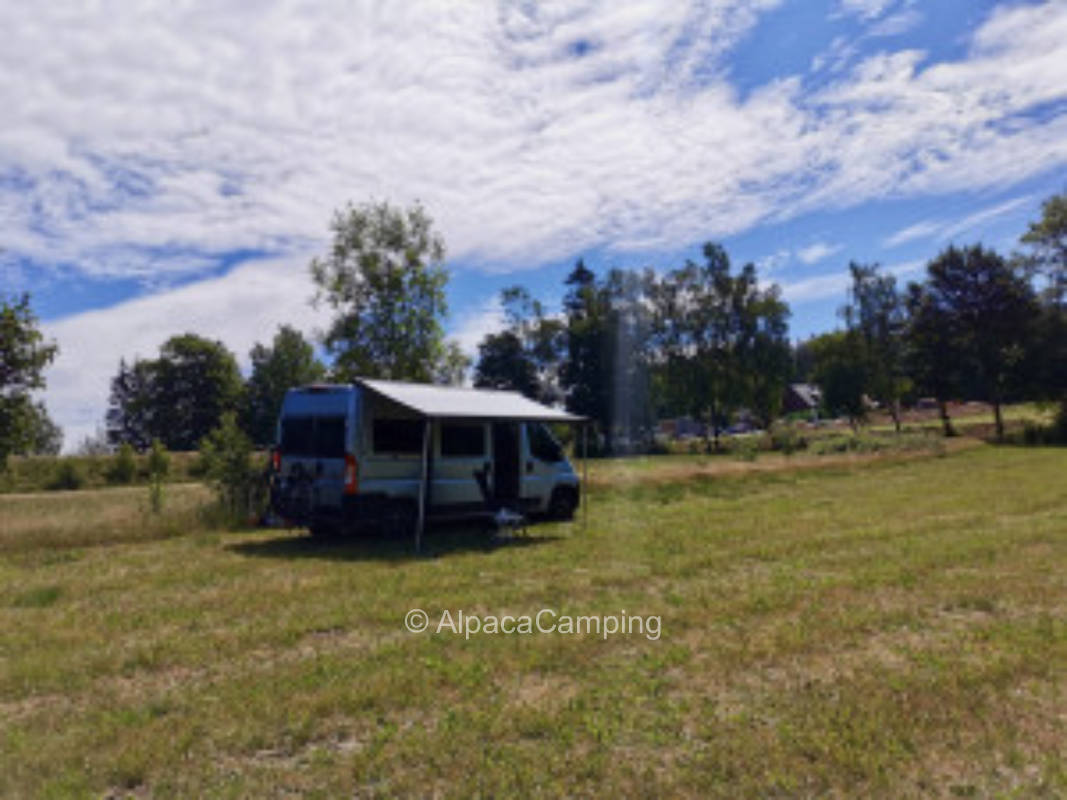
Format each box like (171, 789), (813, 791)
(1, 443), (1065, 797)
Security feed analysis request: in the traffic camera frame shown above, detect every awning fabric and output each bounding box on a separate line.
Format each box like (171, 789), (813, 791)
(356, 378), (585, 422)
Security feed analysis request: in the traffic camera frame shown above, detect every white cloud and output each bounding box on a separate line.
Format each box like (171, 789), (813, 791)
(867, 9), (922, 38)
(778, 270), (853, 303)
(41, 253), (329, 450)
(1, 0), (1064, 281)
(883, 218), (942, 248)
(450, 297), (506, 360)
(777, 258), (922, 303)
(837, 0), (897, 21)
(796, 241), (843, 265)
(757, 248), (792, 273)
(883, 195), (1032, 248)
(6, 1), (1067, 443)
(937, 195), (1033, 242)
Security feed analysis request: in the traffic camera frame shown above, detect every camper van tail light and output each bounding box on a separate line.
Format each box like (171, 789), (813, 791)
(271, 448), (281, 472)
(344, 454), (358, 494)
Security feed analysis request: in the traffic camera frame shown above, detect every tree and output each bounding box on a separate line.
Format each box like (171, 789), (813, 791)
(0, 294), (58, 468)
(25, 401), (62, 455)
(475, 286), (564, 402)
(152, 334), (243, 451)
(242, 326), (325, 447)
(105, 335), (243, 451)
(433, 341), (471, 387)
(841, 262), (909, 432)
(1021, 190), (1067, 306)
(560, 259), (615, 449)
(106, 357), (156, 450)
(1020, 191), (1067, 434)
(474, 330), (539, 397)
(650, 244), (790, 448)
(310, 200), (457, 383)
(904, 282), (962, 437)
(791, 337), (818, 383)
(809, 331), (868, 429)
(736, 277), (792, 429)
(913, 245), (1039, 439)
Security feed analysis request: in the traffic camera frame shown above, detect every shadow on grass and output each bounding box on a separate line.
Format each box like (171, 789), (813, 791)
(228, 521), (564, 562)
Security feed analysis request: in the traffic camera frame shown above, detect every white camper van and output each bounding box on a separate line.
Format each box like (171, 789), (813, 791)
(270, 380), (582, 536)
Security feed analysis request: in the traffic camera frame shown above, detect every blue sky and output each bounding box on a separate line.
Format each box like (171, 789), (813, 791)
(2, 0), (1066, 449)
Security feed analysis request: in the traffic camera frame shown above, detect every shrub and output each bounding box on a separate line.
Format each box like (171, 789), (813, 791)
(770, 421), (806, 455)
(199, 413), (266, 525)
(146, 439), (170, 514)
(728, 435), (761, 462)
(47, 460), (85, 491)
(106, 443), (138, 485)
(1053, 403), (1067, 444)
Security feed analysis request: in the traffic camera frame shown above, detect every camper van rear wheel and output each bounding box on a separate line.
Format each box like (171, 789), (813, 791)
(309, 522), (339, 538)
(548, 488), (577, 520)
(381, 501), (417, 537)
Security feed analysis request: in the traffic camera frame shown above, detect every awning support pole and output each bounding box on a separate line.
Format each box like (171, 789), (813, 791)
(582, 422), (589, 529)
(416, 418), (431, 555)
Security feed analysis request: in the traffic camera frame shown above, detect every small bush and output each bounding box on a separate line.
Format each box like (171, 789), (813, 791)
(770, 421), (806, 455)
(106, 443), (138, 485)
(1053, 403), (1067, 443)
(146, 439), (170, 514)
(199, 413), (267, 525)
(47, 461), (85, 491)
(1020, 421), (1046, 446)
(728, 435), (761, 462)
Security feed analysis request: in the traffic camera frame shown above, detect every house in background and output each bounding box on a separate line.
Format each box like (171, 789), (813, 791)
(657, 416), (707, 439)
(783, 383), (822, 417)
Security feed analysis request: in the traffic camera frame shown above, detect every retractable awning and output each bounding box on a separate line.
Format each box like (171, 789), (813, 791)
(356, 378), (585, 422)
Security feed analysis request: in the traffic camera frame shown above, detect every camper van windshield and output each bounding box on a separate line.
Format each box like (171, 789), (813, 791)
(529, 423), (564, 463)
(280, 416), (346, 458)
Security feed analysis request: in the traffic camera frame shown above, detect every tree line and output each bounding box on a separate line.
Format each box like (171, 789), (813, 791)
(473, 193), (1066, 450)
(1, 191), (1065, 464)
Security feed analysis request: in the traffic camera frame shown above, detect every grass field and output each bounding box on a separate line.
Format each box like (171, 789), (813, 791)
(1, 444), (1065, 797)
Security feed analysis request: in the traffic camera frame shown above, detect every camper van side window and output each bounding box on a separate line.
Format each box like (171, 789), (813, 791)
(529, 423), (564, 463)
(373, 419), (423, 455)
(441, 423), (485, 457)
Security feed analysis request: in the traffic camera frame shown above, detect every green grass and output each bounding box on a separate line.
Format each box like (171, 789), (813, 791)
(1, 445), (1065, 797)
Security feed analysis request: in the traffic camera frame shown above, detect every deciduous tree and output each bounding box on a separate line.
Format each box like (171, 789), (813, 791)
(0, 294), (58, 467)
(242, 326), (325, 447)
(912, 245), (1039, 439)
(310, 200), (457, 382)
(841, 262), (909, 432)
(106, 335), (242, 451)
